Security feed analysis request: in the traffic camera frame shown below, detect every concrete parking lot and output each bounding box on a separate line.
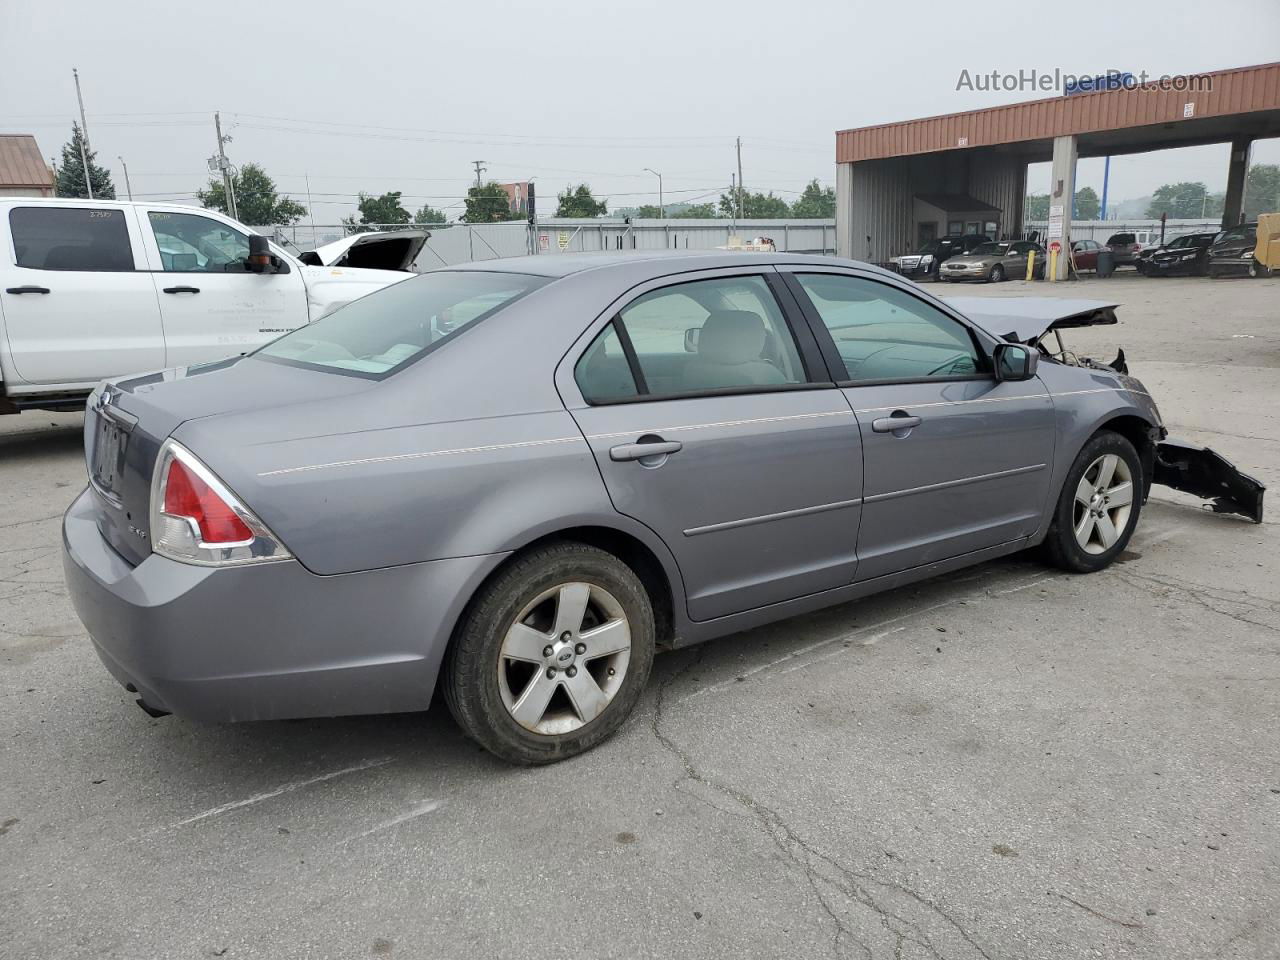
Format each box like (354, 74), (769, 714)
(1, 273), (1277, 960)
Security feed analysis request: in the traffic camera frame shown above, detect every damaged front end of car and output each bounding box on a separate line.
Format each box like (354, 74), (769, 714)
(946, 295), (1267, 524)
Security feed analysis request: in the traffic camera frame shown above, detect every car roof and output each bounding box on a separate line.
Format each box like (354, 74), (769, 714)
(442, 250), (891, 280)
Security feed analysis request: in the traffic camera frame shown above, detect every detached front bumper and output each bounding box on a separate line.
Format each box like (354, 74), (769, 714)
(61, 487), (506, 721)
(1153, 440), (1266, 523)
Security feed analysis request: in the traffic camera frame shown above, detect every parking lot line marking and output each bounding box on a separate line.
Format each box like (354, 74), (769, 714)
(338, 799), (442, 845)
(153, 757), (395, 833)
(676, 572), (1060, 703)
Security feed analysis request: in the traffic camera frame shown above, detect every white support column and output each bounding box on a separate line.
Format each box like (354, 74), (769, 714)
(1047, 135), (1077, 281)
(836, 162), (854, 259)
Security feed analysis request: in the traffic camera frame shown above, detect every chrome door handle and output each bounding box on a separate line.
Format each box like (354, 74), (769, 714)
(610, 440), (682, 462)
(872, 414), (922, 433)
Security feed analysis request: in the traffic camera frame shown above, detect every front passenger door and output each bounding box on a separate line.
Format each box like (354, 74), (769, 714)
(782, 269), (1056, 581)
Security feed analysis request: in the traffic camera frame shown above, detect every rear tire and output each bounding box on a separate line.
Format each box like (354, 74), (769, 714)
(443, 542), (655, 765)
(1041, 431), (1143, 573)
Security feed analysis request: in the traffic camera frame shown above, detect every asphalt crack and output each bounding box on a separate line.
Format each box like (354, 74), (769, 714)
(649, 650), (992, 960)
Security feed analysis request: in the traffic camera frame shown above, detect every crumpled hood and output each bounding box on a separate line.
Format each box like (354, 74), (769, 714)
(304, 230), (428, 271)
(944, 296), (1119, 344)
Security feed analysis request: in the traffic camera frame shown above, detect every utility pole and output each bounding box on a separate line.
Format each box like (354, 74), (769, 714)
(472, 160), (487, 189)
(214, 112), (238, 220)
(736, 136), (744, 220)
(117, 155), (133, 200)
(72, 68), (93, 199)
(730, 173), (737, 236)
(305, 173), (317, 244)
(644, 168), (663, 217)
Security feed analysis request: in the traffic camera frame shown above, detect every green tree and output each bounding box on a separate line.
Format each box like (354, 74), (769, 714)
(463, 182), (516, 223)
(672, 202), (717, 219)
(340, 191), (412, 232)
(556, 184), (607, 218)
(1074, 187), (1100, 220)
(634, 204), (663, 218)
(413, 204), (448, 225)
(1146, 182), (1221, 219)
(1024, 194), (1050, 220)
(54, 122), (115, 199)
(197, 163), (306, 225)
(717, 188), (790, 218)
(1244, 163), (1280, 220)
(790, 179), (836, 218)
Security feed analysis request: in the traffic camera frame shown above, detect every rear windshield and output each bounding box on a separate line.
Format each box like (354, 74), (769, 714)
(1107, 234), (1135, 244)
(256, 271), (547, 379)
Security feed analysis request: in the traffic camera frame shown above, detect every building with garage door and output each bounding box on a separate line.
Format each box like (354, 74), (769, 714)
(835, 61), (1280, 279)
(0, 135), (55, 198)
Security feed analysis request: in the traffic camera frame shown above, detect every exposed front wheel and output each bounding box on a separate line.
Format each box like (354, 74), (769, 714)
(1042, 432), (1143, 573)
(442, 542), (655, 764)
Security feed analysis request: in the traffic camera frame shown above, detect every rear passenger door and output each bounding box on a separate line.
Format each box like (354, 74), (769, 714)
(780, 267), (1056, 581)
(1, 203), (164, 385)
(561, 268), (863, 622)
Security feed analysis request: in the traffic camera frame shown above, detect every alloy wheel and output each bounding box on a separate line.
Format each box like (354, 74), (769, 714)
(497, 581), (631, 735)
(1072, 453), (1134, 555)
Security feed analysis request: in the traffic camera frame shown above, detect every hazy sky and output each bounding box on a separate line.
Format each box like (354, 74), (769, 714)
(3, 0), (1278, 222)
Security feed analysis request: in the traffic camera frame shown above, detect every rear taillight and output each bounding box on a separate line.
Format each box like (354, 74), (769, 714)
(150, 440), (291, 566)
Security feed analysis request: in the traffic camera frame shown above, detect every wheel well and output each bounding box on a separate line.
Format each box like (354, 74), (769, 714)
(1096, 414), (1158, 491)
(458, 526), (678, 650)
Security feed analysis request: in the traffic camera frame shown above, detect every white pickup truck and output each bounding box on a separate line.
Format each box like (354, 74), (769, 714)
(0, 198), (424, 413)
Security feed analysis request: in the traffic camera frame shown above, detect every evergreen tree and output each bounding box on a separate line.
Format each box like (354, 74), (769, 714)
(54, 122), (115, 199)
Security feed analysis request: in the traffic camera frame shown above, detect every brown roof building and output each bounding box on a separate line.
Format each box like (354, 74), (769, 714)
(0, 135), (55, 197)
(833, 61), (1280, 271)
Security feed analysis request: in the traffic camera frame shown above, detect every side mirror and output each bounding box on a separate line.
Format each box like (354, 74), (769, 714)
(247, 234), (274, 274)
(684, 327), (700, 353)
(993, 342), (1039, 382)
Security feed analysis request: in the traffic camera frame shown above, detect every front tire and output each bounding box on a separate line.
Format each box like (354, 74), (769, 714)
(1042, 431), (1143, 573)
(442, 542), (655, 764)
(1248, 259), (1272, 278)
(989, 264), (1005, 282)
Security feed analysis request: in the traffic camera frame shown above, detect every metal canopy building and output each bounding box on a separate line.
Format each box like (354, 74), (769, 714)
(834, 61), (1280, 277)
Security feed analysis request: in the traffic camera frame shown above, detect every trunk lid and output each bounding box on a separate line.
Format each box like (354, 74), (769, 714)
(85, 357), (375, 565)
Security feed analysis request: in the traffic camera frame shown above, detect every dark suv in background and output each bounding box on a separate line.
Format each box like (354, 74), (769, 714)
(1105, 232), (1144, 267)
(893, 234), (988, 280)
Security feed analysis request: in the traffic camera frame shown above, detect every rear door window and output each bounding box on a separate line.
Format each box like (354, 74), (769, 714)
(577, 275), (806, 402)
(9, 207), (134, 271)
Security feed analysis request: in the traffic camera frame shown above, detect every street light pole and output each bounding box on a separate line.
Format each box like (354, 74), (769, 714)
(643, 168), (663, 217)
(117, 156), (133, 200)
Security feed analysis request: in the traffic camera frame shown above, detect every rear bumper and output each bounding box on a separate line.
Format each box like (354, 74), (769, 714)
(61, 487), (507, 721)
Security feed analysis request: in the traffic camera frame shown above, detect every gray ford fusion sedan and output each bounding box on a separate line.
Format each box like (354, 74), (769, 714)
(62, 251), (1260, 764)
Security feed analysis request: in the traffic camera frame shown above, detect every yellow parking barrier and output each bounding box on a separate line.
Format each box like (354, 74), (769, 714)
(1026, 250), (1036, 281)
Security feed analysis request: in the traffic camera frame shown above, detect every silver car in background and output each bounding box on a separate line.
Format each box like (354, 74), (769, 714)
(62, 252), (1263, 764)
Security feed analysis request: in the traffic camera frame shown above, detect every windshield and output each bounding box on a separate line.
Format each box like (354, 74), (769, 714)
(1215, 226), (1256, 244)
(916, 241), (941, 254)
(970, 242), (1008, 256)
(256, 270), (547, 378)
